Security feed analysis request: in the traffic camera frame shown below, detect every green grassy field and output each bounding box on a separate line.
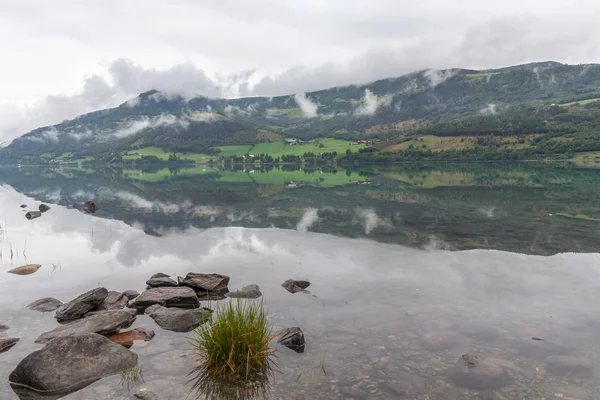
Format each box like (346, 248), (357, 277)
(465, 72), (502, 79)
(122, 146), (215, 162)
(249, 142), (285, 155)
(559, 98), (600, 106)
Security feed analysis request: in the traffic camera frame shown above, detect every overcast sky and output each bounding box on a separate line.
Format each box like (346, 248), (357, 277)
(1, 0), (600, 144)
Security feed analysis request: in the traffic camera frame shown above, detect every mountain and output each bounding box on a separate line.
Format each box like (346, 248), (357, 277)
(3, 61), (600, 164)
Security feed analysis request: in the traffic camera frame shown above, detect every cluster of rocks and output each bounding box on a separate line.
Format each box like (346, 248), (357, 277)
(6, 272), (310, 399)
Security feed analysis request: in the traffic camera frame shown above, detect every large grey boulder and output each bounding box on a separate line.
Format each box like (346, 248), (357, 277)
(55, 287), (108, 322)
(36, 310), (136, 344)
(0, 323), (9, 332)
(181, 273), (229, 295)
(146, 273), (178, 288)
(96, 290), (128, 311)
(129, 287), (199, 311)
(145, 304), (212, 332)
(27, 297), (63, 312)
(226, 284), (262, 299)
(9, 334), (138, 399)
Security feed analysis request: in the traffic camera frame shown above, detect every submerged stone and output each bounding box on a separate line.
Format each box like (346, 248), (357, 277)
(226, 284), (262, 299)
(107, 327), (155, 348)
(419, 330), (458, 351)
(519, 337), (573, 359)
(449, 354), (511, 390)
(546, 355), (594, 378)
(27, 297), (63, 312)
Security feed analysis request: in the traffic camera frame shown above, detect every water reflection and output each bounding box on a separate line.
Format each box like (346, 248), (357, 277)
(1, 164), (600, 398)
(188, 363), (273, 400)
(2, 163), (600, 255)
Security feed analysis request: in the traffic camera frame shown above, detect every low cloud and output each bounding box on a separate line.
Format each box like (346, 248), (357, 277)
(423, 69), (455, 88)
(294, 93), (318, 117)
(479, 104), (498, 115)
(354, 89), (392, 116)
(296, 208), (319, 232)
(24, 128), (60, 143)
(113, 114), (187, 138)
(114, 191), (188, 214)
(69, 129), (93, 141)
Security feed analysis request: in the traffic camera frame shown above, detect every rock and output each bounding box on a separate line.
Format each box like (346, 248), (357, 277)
(55, 287), (108, 322)
(135, 390), (159, 400)
(7, 264), (42, 275)
(226, 284), (262, 299)
(107, 328), (155, 348)
(25, 210), (42, 220)
(0, 335), (19, 354)
(281, 279), (311, 294)
(9, 333), (138, 398)
(123, 290), (140, 300)
(146, 273), (178, 288)
(27, 297), (63, 312)
(546, 355), (594, 378)
(277, 327), (305, 353)
(519, 337), (572, 359)
(36, 310), (136, 344)
(96, 290), (128, 311)
(83, 201), (98, 213)
(181, 272), (230, 295)
(419, 330), (458, 351)
(0, 323), (10, 332)
(380, 372), (426, 397)
(549, 384), (592, 400)
(458, 320), (499, 341)
(129, 287), (199, 311)
(20, 204), (27, 208)
(449, 354), (511, 390)
(145, 304), (212, 332)
(177, 276), (184, 285)
(39, 204), (51, 213)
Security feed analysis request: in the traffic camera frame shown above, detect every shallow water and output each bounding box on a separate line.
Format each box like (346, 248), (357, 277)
(1, 164), (600, 399)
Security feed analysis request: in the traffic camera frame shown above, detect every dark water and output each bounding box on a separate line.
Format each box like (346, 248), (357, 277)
(1, 163), (600, 399)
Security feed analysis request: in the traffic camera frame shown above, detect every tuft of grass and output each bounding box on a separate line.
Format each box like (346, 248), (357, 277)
(119, 364), (144, 390)
(191, 300), (275, 376)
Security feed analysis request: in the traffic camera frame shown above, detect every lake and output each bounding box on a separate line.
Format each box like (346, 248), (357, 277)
(1, 163), (600, 399)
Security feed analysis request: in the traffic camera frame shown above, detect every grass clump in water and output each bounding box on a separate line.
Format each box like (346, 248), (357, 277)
(191, 300), (275, 376)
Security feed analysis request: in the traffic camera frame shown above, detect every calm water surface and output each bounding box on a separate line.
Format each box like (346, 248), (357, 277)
(1, 163), (600, 399)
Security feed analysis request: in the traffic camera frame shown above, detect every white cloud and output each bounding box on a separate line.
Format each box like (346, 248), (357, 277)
(355, 89), (379, 116)
(113, 114), (186, 138)
(293, 93), (318, 118)
(479, 104), (498, 115)
(69, 129), (93, 141)
(423, 69), (455, 88)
